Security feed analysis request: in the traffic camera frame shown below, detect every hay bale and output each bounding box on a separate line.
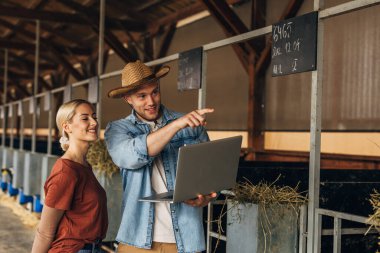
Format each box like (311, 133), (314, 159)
(86, 140), (118, 177)
(230, 179), (307, 207)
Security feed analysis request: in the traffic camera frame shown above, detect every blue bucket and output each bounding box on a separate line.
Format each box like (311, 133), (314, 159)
(0, 181), (7, 192)
(7, 183), (19, 196)
(33, 194), (43, 213)
(19, 189), (33, 205)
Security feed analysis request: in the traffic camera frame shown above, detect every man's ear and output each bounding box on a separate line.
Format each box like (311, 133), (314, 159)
(123, 96), (132, 106)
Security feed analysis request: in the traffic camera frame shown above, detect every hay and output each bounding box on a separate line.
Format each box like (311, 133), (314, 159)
(0, 192), (39, 229)
(368, 190), (380, 229)
(87, 139), (119, 177)
(229, 178), (307, 206)
(212, 178), (307, 253)
(367, 190), (380, 251)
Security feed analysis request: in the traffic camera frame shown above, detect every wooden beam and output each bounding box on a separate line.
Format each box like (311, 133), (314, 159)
(0, 5), (145, 30)
(202, 0), (248, 71)
(105, 0), (148, 22)
(0, 38), (35, 51)
(205, 0), (259, 53)
(0, 78), (31, 97)
(1, 51), (54, 90)
(50, 46), (84, 81)
(0, 6), (84, 24)
(134, 0), (170, 12)
(246, 0), (267, 160)
(60, 0), (138, 63)
(253, 150), (380, 170)
(0, 19), (92, 55)
(157, 23), (177, 59)
(0, 37), (91, 56)
(149, 1), (204, 32)
(144, 35), (154, 62)
(3, 52), (57, 71)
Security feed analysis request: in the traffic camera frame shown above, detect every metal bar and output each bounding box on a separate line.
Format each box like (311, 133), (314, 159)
(307, 1), (324, 252)
(319, 0), (380, 19)
(314, 213), (322, 253)
(32, 20), (40, 153)
(9, 104), (14, 148)
(333, 217), (342, 253)
(19, 102), (24, 150)
(209, 231), (227, 241)
(299, 205), (307, 253)
(97, 0), (105, 130)
(321, 227), (378, 236)
(206, 202), (213, 253)
(316, 208), (375, 225)
(2, 49), (8, 147)
(198, 48), (207, 109)
(47, 93), (53, 155)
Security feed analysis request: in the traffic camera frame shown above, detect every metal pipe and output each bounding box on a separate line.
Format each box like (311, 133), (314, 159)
(97, 0), (105, 131)
(32, 20), (40, 153)
(198, 48), (207, 109)
(47, 92), (53, 155)
(2, 49), (8, 147)
(19, 101), (24, 150)
(9, 104), (14, 148)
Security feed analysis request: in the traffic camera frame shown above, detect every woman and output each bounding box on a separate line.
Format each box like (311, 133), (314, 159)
(32, 99), (108, 253)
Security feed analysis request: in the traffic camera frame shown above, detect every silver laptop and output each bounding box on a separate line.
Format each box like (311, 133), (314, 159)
(139, 135), (242, 203)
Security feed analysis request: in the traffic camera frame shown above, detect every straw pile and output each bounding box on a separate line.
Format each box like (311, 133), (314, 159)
(212, 178), (307, 252)
(86, 139), (118, 177)
(229, 179), (307, 206)
(368, 190), (380, 251)
(368, 190), (380, 229)
(0, 192), (39, 228)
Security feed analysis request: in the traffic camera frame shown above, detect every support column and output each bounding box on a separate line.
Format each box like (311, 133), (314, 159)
(2, 49), (8, 147)
(97, 0), (105, 132)
(32, 20), (40, 153)
(307, 1), (324, 252)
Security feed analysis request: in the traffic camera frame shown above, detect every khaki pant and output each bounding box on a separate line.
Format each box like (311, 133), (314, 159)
(117, 242), (178, 253)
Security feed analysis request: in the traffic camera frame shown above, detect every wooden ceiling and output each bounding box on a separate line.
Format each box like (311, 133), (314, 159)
(0, 0), (241, 101)
(0, 0), (305, 103)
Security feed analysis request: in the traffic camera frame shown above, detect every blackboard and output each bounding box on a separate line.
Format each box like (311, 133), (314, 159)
(271, 11), (318, 76)
(178, 47), (203, 91)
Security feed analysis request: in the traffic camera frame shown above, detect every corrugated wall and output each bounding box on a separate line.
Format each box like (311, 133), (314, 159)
(265, 2), (380, 131)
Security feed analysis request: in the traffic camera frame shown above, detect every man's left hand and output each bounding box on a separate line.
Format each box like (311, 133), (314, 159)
(184, 192), (217, 207)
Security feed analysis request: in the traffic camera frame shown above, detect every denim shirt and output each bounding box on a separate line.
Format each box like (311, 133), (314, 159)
(104, 106), (209, 253)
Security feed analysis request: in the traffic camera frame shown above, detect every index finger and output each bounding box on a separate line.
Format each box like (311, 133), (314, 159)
(196, 108), (214, 116)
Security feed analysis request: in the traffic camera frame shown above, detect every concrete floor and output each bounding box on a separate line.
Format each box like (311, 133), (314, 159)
(0, 193), (36, 253)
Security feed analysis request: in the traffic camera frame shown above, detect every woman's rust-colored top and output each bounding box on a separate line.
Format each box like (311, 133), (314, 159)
(44, 158), (108, 253)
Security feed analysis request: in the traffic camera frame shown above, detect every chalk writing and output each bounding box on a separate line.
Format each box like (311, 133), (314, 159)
(271, 12), (318, 76)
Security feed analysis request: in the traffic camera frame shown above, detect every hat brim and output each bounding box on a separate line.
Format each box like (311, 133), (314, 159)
(108, 65), (170, 98)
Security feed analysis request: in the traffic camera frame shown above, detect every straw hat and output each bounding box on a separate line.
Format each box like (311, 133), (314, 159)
(108, 60), (170, 98)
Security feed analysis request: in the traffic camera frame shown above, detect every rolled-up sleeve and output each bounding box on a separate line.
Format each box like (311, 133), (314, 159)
(105, 121), (154, 169)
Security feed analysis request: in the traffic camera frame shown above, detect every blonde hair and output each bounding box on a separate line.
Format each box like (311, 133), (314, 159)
(56, 99), (94, 151)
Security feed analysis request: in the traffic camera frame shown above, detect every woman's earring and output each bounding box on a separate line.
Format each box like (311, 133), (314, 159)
(59, 136), (69, 145)
(59, 131), (70, 145)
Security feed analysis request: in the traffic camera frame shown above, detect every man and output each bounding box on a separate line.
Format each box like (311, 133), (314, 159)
(105, 60), (216, 253)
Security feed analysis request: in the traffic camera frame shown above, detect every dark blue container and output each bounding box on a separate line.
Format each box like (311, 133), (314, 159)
(7, 182), (19, 196)
(33, 194), (43, 213)
(0, 181), (7, 192)
(19, 188), (33, 205)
